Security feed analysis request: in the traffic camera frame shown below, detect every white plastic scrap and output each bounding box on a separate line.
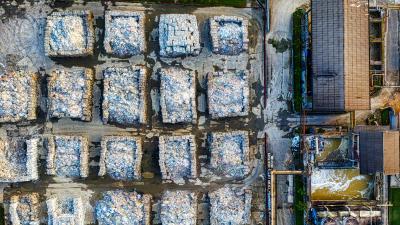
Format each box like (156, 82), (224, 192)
(159, 67), (197, 124)
(209, 186), (252, 225)
(209, 15), (249, 55)
(159, 135), (197, 183)
(209, 131), (250, 178)
(46, 135), (89, 178)
(207, 70), (249, 119)
(0, 71), (38, 123)
(45, 10), (94, 57)
(99, 136), (143, 181)
(48, 67), (94, 121)
(0, 137), (39, 182)
(9, 193), (40, 225)
(158, 14), (200, 57)
(104, 11), (146, 57)
(95, 190), (152, 225)
(160, 190), (197, 225)
(102, 66), (147, 125)
(47, 196), (85, 225)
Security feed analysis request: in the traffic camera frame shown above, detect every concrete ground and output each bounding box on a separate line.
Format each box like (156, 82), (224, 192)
(264, 0), (308, 224)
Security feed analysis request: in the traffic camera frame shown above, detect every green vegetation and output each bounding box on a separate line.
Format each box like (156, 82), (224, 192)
(294, 175), (306, 225)
(380, 108), (391, 126)
(292, 8), (306, 112)
(293, 139), (306, 225)
(390, 188), (400, 225)
(0, 204), (3, 225)
(268, 38), (291, 53)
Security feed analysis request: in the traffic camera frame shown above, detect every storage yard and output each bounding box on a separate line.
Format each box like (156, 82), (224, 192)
(0, 0), (266, 224)
(3, 0), (400, 224)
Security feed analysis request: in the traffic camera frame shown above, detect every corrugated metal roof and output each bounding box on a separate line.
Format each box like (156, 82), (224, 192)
(383, 131), (400, 175)
(357, 126), (400, 175)
(311, 0), (370, 111)
(359, 130), (384, 174)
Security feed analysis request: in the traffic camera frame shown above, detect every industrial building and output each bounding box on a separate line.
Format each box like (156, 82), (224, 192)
(355, 126), (400, 175)
(311, 0), (370, 112)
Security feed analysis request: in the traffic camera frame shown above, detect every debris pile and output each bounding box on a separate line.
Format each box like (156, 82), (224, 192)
(47, 196), (85, 225)
(0, 71), (38, 123)
(99, 136), (143, 180)
(209, 16), (249, 55)
(209, 186), (252, 225)
(47, 67), (94, 121)
(207, 70), (249, 119)
(160, 190), (197, 225)
(0, 137), (39, 182)
(104, 11), (146, 57)
(102, 66), (148, 125)
(159, 135), (197, 183)
(46, 135), (89, 178)
(95, 190), (151, 225)
(159, 67), (197, 124)
(9, 193), (40, 225)
(209, 131), (250, 178)
(159, 14), (200, 57)
(45, 10), (94, 57)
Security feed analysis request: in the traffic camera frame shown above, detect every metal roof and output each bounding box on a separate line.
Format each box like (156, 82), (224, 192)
(357, 126), (400, 175)
(312, 0), (370, 111)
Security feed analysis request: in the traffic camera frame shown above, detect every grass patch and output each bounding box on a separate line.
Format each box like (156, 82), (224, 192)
(390, 188), (400, 225)
(292, 8), (306, 112)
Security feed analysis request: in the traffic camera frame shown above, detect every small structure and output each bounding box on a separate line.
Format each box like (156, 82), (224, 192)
(355, 125), (400, 175)
(104, 10), (146, 57)
(207, 70), (249, 119)
(46, 135), (89, 178)
(209, 131), (250, 178)
(47, 196), (85, 225)
(95, 190), (151, 225)
(160, 190), (197, 225)
(0, 71), (38, 123)
(99, 136), (143, 180)
(45, 10), (94, 57)
(9, 193), (40, 225)
(209, 16), (249, 55)
(0, 137), (39, 182)
(159, 67), (197, 124)
(102, 65), (148, 125)
(159, 135), (197, 183)
(209, 186), (252, 225)
(47, 67), (94, 121)
(158, 14), (200, 57)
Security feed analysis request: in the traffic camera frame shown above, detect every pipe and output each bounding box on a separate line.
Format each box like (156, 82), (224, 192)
(270, 170), (303, 225)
